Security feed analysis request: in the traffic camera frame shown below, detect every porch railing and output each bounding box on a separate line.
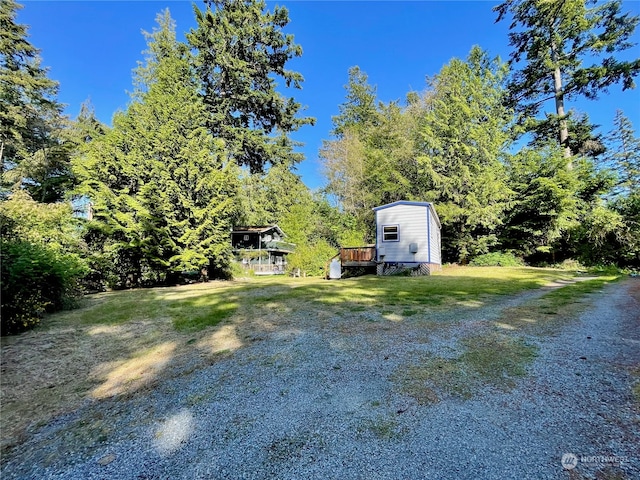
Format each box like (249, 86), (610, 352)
(262, 240), (296, 252)
(340, 246), (376, 263)
(244, 263), (287, 274)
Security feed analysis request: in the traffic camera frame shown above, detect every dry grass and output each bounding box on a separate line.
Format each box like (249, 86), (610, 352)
(0, 266), (580, 456)
(393, 333), (538, 404)
(493, 275), (620, 335)
(357, 416), (406, 440)
(0, 281), (248, 455)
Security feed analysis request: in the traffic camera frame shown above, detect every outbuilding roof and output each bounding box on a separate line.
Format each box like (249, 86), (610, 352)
(372, 201), (441, 229)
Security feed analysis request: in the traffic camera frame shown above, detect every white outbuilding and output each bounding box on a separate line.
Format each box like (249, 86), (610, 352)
(373, 201), (442, 275)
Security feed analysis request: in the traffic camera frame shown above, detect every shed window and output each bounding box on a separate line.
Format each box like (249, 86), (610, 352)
(243, 235), (250, 241)
(382, 225), (399, 242)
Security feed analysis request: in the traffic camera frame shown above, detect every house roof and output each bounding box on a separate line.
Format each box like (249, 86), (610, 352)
(231, 225), (286, 237)
(372, 201), (441, 229)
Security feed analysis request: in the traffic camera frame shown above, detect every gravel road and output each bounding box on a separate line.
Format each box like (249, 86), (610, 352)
(2, 278), (638, 480)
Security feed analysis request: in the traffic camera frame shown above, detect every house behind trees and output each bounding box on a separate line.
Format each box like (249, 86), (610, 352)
(231, 225), (295, 275)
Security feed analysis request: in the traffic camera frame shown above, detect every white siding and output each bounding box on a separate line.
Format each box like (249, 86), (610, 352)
(376, 204), (430, 263)
(428, 206), (441, 265)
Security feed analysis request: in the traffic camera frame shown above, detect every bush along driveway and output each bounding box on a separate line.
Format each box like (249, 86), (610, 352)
(1, 269), (638, 479)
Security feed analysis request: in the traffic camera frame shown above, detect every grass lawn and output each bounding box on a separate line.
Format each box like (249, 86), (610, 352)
(0, 266), (618, 455)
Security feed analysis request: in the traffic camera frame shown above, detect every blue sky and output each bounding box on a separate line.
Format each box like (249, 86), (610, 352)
(19, 1), (640, 190)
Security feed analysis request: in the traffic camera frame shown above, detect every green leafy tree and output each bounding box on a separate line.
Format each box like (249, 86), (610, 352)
(66, 101), (107, 155)
(320, 67), (378, 228)
(416, 46), (514, 262)
(0, 0), (70, 202)
(286, 238), (336, 277)
(527, 110), (606, 159)
(320, 129), (368, 219)
(279, 192), (343, 277)
(236, 163), (311, 226)
(611, 192), (640, 267)
(312, 193), (366, 248)
(76, 10), (238, 287)
(1, 191), (87, 334)
(321, 68), (422, 240)
(187, 0), (314, 172)
(0, 189), (81, 249)
(365, 100), (421, 206)
(495, 0), (640, 161)
(331, 66), (380, 138)
(501, 145), (582, 259)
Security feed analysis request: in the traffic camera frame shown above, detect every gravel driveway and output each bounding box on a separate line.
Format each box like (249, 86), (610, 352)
(2, 278), (639, 480)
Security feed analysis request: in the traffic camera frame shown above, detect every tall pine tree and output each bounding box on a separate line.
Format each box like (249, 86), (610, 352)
(416, 46), (514, 262)
(605, 110), (640, 197)
(75, 10), (238, 287)
(495, 0), (640, 162)
(187, 0), (314, 172)
(1, 0), (70, 202)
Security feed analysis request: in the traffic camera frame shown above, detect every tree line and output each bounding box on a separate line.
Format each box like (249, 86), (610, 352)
(1, 0), (639, 334)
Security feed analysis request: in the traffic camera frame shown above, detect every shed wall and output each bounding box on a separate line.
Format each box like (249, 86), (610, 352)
(428, 206), (441, 265)
(376, 204), (431, 263)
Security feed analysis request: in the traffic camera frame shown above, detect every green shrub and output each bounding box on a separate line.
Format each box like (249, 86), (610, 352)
(1, 239), (87, 335)
(470, 252), (524, 267)
(1, 193), (90, 334)
(80, 252), (114, 293)
(555, 258), (585, 270)
(586, 264), (622, 276)
(287, 239), (337, 277)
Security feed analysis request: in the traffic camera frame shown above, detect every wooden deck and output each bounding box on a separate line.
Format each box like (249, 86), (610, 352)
(339, 246), (376, 267)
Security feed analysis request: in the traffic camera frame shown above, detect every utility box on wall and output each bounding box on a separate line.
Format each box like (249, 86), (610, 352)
(373, 201), (441, 276)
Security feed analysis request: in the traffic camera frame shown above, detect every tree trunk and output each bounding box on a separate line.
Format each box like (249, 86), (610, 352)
(553, 66), (571, 162)
(551, 43), (572, 167)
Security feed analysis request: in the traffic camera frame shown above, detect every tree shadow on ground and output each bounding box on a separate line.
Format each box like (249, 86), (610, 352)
(0, 267), (575, 459)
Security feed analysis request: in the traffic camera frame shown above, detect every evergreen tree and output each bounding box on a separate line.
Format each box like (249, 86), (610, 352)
(366, 100), (421, 206)
(416, 46), (514, 262)
(605, 110), (640, 196)
(188, 0), (314, 173)
(236, 163), (311, 227)
(585, 110), (640, 267)
(501, 145), (582, 259)
(75, 10), (238, 287)
(502, 140), (619, 264)
(526, 110), (606, 158)
(321, 68), (421, 240)
(331, 66), (380, 138)
(69, 101), (107, 147)
(1, 0), (70, 202)
(610, 192), (640, 267)
(495, 0), (640, 162)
